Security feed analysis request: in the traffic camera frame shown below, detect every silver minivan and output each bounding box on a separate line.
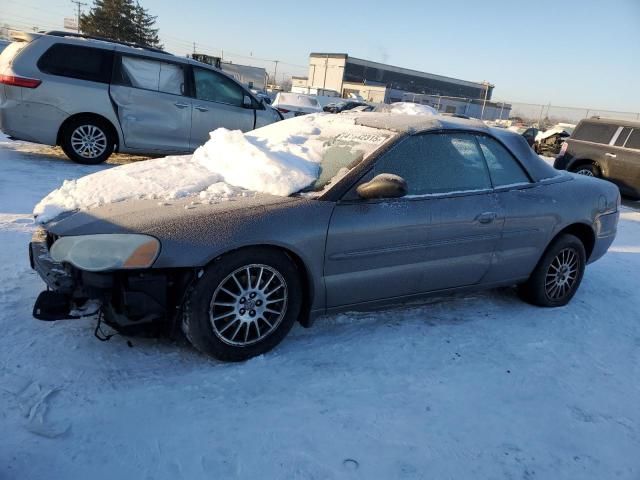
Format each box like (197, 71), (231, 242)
(0, 31), (282, 164)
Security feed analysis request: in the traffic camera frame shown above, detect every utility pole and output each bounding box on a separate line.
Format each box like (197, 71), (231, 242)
(273, 60), (279, 87)
(480, 81), (490, 120)
(70, 0), (87, 34)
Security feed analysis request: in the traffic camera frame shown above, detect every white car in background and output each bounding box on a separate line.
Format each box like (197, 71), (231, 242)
(272, 92), (323, 118)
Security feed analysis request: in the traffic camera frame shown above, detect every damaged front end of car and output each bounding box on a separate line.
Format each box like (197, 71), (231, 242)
(29, 228), (194, 335)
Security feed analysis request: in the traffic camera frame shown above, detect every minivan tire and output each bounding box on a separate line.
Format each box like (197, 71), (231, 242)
(518, 233), (586, 307)
(182, 248), (302, 362)
(60, 116), (115, 164)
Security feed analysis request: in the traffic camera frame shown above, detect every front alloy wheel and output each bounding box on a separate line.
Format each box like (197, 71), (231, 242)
(182, 248), (302, 361)
(209, 264), (288, 346)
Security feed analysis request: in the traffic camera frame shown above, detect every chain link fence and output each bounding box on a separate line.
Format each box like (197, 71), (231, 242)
(500, 101), (640, 126)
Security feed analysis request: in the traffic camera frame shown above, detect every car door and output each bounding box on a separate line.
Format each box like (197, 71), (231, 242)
(109, 54), (191, 152)
(476, 134), (557, 282)
(189, 66), (255, 148)
(323, 132), (503, 308)
(610, 128), (640, 195)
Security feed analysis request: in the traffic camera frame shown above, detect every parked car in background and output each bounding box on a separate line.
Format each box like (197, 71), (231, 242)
(30, 113), (619, 361)
(0, 31), (281, 164)
(534, 123), (575, 155)
(347, 105), (375, 113)
(323, 100), (370, 113)
(521, 127), (540, 147)
(271, 92), (323, 118)
(554, 117), (640, 198)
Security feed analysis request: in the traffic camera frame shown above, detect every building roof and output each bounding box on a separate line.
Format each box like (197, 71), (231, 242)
(310, 52), (490, 91)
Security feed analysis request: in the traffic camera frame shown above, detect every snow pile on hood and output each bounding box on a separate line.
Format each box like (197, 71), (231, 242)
(33, 114), (388, 223)
(377, 102), (438, 116)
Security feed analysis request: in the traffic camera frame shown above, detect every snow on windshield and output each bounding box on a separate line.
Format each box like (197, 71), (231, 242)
(33, 114), (394, 223)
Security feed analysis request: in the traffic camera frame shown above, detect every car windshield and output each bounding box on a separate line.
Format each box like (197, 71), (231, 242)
(298, 129), (395, 194)
(235, 113), (396, 195)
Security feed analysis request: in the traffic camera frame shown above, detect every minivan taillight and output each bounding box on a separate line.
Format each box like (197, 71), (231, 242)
(0, 74), (42, 88)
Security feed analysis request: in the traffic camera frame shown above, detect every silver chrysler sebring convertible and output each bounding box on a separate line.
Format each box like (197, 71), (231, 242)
(30, 114), (620, 361)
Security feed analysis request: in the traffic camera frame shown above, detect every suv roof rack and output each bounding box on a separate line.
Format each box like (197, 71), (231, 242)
(44, 31), (171, 56)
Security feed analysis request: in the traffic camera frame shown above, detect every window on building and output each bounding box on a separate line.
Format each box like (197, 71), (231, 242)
(37, 44), (113, 83)
(374, 133), (492, 195)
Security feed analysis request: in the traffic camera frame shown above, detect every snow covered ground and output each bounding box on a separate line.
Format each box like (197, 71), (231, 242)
(1, 135), (639, 480)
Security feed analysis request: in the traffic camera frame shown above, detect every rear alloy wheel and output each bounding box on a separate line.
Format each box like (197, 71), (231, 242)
(182, 248), (302, 361)
(572, 163), (599, 177)
(61, 117), (115, 164)
(518, 234), (586, 307)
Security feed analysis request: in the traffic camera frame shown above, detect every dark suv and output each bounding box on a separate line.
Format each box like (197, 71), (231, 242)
(554, 117), (640, 198)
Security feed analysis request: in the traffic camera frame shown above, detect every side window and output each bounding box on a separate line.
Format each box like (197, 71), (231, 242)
(374, 133), (492, 195)
(193, 67), (244, 107)
(37, 44), (113, 83)
(476, 136), (530, 187)
(571, 123), (618, 144)
(118, 56), (184, 95)
(614, 127), (632, 147)
(625, 130), (640, 150)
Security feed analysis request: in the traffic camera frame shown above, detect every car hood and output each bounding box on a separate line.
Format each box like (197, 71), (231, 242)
(45, 193), (304, 237)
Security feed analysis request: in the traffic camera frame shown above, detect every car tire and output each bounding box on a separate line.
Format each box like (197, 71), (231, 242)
(571, 163), (599, 177)
(518, 234), (586, 307)
(60, 117), (115, 165)
(182, 248), (302, 361)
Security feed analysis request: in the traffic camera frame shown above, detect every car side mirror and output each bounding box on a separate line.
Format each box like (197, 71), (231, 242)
(243, 95), (253, 108)
(356, 174), (408, 199)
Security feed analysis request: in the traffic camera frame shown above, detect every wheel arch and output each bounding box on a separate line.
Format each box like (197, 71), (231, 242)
(568, 158), (603, 176)
(205, 243), (315, 328)
(551, 222), (596, 261)
(56, 112), (120, 152)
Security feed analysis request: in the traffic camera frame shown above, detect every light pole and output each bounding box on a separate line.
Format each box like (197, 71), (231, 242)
(480, 81), (490, 120)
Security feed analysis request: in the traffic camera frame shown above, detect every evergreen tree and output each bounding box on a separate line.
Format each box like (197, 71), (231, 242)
(80, 0), (162, 49)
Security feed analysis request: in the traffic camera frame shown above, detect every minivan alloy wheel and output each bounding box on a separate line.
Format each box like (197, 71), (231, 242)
(209, 264), (288, 346)
(70, 125), (108, 159)
(545, 247), (579, 300)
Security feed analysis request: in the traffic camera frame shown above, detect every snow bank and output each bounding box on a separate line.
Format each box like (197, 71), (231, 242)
(378, 102), (438, 116)
(33, 114), (389, 223)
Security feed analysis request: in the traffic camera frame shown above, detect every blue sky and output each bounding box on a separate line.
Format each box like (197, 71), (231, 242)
(3, 0), (639, 111)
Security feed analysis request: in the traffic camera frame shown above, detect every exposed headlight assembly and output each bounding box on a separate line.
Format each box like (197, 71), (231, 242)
(50, 234), (160, 272)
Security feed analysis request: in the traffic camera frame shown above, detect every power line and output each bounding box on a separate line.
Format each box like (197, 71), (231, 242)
(70, 0), (87, 33)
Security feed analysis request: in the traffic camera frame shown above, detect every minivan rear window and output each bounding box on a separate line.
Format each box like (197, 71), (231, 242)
(571, 122), (618, 144)
(37, 44), (114, 83)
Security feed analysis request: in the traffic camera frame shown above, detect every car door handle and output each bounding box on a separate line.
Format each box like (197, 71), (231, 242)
(605, 153), (617, 158)
(477, 212), (497, 224)
(174, 102), (189, 109)
(194, 105), (209, 112)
